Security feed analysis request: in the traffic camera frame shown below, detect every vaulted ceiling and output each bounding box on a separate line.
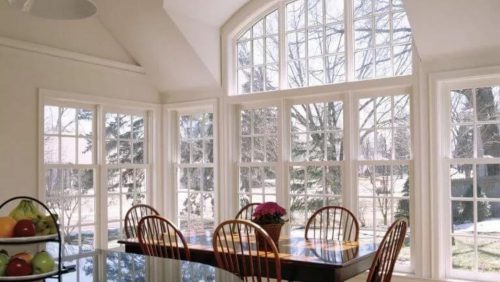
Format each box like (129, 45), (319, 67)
(1, 0), (500, 98)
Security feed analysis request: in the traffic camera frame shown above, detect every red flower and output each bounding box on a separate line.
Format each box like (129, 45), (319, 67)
(253, 202), (286, 217)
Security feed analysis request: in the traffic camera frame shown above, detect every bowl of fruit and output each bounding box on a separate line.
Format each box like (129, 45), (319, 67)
(0, 200), (58, 243)
(0, 249), (57, 280)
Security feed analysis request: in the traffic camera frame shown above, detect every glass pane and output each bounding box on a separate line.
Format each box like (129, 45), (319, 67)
(287, 31), (306, 60)
(326, 54), (346, 83)
(375, 128), (392, 160)
(266, 36), (279, 64)
(326, 131), (343, 161)
(81, 169), (94, 195)
(107, 195), (121, 222)
(189, 168), (201, 191)
(477, 164), (500, 198)
(393, 165), (409, 197)
(136, 169), (147, 193)
(250, 167), (263, 193)
(375, 47), (392, 78)
(266, 135), (278, 162)
(451, 236), (474, 271)
(238, 68), (251, 94)
(394, 128), (410, 159)
(359, 98), (375, 129)
(61, 137), (76, 164)
(241, 110), (251, 135)
(108, 222), (121, 244)
(478, 238), (500, 273)
(44, 136), (59, 163)
(237, 41), (251, 67)
(477, 202), (499, 237)
(81, 197), (95, 225)
(307, 166), (324, 194)
(107, 169), (120, 193)
(308, 57), (324, 86)
(291, 133), (307, 161)
(375, 96), (392, 126)
(132, 141), (144, 164)
(192, 140), (203, 163)
(450, 89), (474, 123)
(253, 38), (264, 65)
(203, 168), (214, 192)
(358, 198), (374, 240)
(325, 0), (343, 23)
(252, 66), (264, 92)
(253, 136), (265, 162)
(265, 64), (279, 91)
(287, 0), (305, 31)
(392, 12), (412, 44)
(326, 101), (343, 129)
(394, 94), (410, 125)
(353, 0), (372, 19)
(119, 141), (131, 163)
(204, 139), (214, 163)
(452, 201), (474, 235)
(178, 168), (188, 191)
(252, 19), (264, 38)
(241, 137), (251, 162)
(326, 166), (342, 195)
(44, 106), (59, 134)
(355, 49), (374, 80)
(77, 109), (93, 137)
(450, 125), (474, 158)
(291, 104), (307, 132)
(290, 166), (306, 194)
(325, 24), (345, 54)
(307, 0), (323, 27)
(105, 113), (118, 139)
(375, 14), (390, 46)
(478, 124), (500, 158)
(393, 44), (412, 76)
(240, 167), (250, 193)
(309, 133), (325, 161)
(266, 10), (279, 35)
(450, 164), (474, 198)
(359, 130), (375, 160)
(288, 60), (307, 88)
(132, 115), (144, 140)
(46, 168), (61, 198)
(375, 0), (390, 13)
(264, 166), (276, 193)
(118, 115), (131, 139)
(291, 195), (306, 227)
(240, 29), (251, 41)
(61, 108), (76, 135)
(354, 18), (372, 50)
(476, 86), (500, 121)
(78, 138), (92, 164)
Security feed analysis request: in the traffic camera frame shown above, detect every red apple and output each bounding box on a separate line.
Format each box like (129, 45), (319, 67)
(5, 258), (32, 276)
(13, 252), (33, 263)
(13, 220), (36, 237)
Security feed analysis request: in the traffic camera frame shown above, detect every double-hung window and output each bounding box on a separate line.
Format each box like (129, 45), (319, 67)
(446, 86), (500, 279)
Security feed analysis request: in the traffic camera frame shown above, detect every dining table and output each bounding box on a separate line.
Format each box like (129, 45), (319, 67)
(56, 248), (242, 281)
(118, 231), (377, 282)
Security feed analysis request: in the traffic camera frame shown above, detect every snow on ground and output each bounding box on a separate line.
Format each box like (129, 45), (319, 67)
(454, 219), (500, 234)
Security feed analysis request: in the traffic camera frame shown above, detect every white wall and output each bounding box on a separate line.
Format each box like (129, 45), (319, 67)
(0, 42), (160, 204)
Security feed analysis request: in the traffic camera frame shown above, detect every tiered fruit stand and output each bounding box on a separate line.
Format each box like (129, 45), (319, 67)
(0, 196), (73, 281)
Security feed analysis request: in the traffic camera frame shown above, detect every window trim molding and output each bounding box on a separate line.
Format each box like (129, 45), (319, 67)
(429, 65), (500, 281)
(38, 88), (161, 250)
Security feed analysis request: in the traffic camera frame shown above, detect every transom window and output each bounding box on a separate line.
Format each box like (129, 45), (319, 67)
(234, 0), (412, 95)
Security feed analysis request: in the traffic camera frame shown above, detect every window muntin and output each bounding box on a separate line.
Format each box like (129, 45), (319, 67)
(448, 87), (500, 276)
(177, 112), (215, 233)
(286, 0), (346, 88)
(353, 0), (412, 80)
(43, 105), (96, 255)
(357, 94), (411, 266)
(104, 112), (149, 248)
(289, 101), (344, 232)
(237, 10), (280, 94)
(239, 107), (279, 207)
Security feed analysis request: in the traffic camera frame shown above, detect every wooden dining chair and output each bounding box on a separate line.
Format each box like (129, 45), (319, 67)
(213, 219), (281, 282)
(235, 203), (261, 220)
(305, 206), (359, 241)
(124, 204), (160, 239)
(366, 219), (408, 282)
(137, 215), (191, 260)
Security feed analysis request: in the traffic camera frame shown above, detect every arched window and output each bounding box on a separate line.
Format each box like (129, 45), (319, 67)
(234, 0), (412, 95)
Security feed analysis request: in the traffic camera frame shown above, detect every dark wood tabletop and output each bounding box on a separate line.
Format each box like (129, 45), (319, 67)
(119, 232), (377, 282)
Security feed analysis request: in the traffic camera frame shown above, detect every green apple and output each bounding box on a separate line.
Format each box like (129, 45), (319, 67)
(0, 253), (9, 276)
(32, 251), (55, 274)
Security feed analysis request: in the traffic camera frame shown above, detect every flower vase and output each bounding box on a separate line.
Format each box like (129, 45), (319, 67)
(256, 223), (283, 251)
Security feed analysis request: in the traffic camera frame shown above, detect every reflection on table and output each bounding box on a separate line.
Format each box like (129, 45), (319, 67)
(60, 249), (241, 282)
(119, 233), (377, 282)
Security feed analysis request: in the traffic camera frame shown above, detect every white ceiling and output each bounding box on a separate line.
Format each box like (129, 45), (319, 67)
(404, 0), (500, 62)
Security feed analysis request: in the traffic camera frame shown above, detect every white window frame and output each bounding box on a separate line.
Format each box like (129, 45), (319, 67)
(431, 68), (500, 282)
(163, 100), (219, 231)
(39, 89), (160, 251)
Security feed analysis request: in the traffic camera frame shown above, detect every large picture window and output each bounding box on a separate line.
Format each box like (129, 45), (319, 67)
(447, 86), (500, 277)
